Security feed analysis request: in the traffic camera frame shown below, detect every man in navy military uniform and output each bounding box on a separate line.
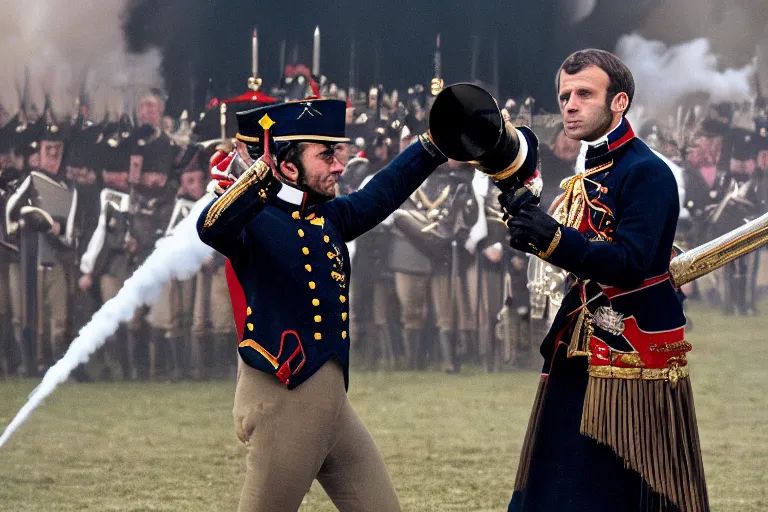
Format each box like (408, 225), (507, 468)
(196, 99), (445, 511)
(496, 50), (708, 511)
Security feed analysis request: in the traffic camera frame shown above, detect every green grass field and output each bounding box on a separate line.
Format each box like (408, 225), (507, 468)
(1, 300), (767, 511)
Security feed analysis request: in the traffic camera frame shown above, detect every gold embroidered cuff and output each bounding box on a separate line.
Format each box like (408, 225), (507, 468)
(538, 227), (561, 259)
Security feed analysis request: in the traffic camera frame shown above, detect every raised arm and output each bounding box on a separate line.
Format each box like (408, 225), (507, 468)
(321, 135), (447, 242)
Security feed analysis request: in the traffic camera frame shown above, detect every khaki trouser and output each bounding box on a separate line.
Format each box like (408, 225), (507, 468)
(233, 359), (400, 512)
(393, 272), (471, 332)
(349, 278), (391, 329)
(98, 273), (133, 375)
(393, 273), (429, 330)
(147, 278), (196, 335)
(465, 261), (503, 358)
(1, 257), (15, 370)
(100, 274), (149, 328)
(9, 262), (69, 362)
(0, 258), (11, 320)
(192, 264), (234, 334)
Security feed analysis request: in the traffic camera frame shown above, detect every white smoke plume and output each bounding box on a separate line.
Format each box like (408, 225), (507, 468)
(0, 1), (163, 117)
(616, 34), (755, 125)
(0, 195), (215, 449)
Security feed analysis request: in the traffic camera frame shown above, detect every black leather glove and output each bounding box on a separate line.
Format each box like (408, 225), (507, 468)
(505, 201), (562, 259)
(498, 186), (538, 217)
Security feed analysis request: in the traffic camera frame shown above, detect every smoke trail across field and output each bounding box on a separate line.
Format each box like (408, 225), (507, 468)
(0, 194), (215, 449)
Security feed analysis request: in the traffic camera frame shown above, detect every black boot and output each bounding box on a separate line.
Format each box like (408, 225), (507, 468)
(364, 323), (379, 371)
(124, 329), (140, 381)
(215, 332), (237, 380)
(350, 323), (368, 370)
(17, 329), (38, 378)
(377, 325), (396, 370)
(1, 319), (21, 377)
(166, 335), (183, 382)
(439, 330), (459, 374)
(147, 328), (162, 380)
(734, 273), (748, 316)
(189, 330), (205, 380)
(458, 330), (478, 366)
(401, 329), (421, 371)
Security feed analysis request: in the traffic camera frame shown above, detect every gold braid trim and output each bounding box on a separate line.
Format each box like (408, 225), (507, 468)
(235, 133), (260, 143)
(567, 307), (592, 357)
(201, 159), (271, 233)
(537, 227), (561, 259)
(486, 125), (527, 181)
(239, 339), (279, 369)
(588, 364), (689, 382)
(488, 161), (521, 181)
(655, 340), (693, 353)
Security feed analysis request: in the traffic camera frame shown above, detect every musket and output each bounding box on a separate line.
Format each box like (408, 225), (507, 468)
(252, 27), (259, 80)
(755, 59), (766, 111)
(492, 37), (499, 99)
(374, 38), (381, 87)
(18, 223), (38, 376)
(248, 28), (262, 92)
(188, 61), (196, 118)
(670, 211), (768, 288)
(430, 34), (444, 98)
(278, 40), (287, 82)
(348, 37), (356, 100)
(470, 36), (479, 83)
(312, 26), (321, 78)
(16, 67), (30, 118)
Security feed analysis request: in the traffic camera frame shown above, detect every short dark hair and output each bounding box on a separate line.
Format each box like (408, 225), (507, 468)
(556, 49), (635, 113)
(277, 142), (308, 167)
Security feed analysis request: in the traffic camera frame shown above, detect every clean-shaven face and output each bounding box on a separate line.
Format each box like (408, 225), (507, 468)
(558, 65), (615, 142)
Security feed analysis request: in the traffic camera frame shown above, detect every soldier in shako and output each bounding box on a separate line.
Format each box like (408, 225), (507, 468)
(5, 99), (77, 375)
(197, 98), (446, 511)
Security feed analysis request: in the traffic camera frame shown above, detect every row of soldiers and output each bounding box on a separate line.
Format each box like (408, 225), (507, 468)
(0, 74), (553, 379)
(639, 104), (768, 316)
(0, 93), (235, 380)
(2, 70), (767, 380)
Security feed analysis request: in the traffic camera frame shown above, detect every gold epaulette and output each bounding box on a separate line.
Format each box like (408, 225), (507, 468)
(201, 159), (272, 232)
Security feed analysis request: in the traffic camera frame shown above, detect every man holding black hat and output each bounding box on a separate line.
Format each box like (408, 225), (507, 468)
(197, 98), (446, 511)
(487, 50), (708, 511)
